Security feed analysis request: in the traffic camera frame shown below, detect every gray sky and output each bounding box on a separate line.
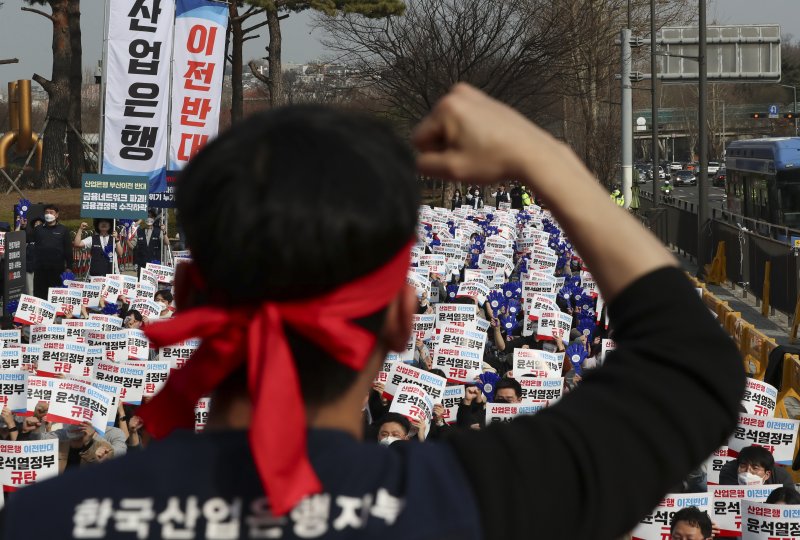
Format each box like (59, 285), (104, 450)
(0, 0), (797, 89)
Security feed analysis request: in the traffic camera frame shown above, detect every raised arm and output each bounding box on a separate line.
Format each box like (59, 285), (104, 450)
(414, 84), (745, 540)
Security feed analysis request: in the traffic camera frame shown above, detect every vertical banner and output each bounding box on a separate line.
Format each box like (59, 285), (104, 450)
(103, 0), (175, 193)
(168, 0), (228, 172)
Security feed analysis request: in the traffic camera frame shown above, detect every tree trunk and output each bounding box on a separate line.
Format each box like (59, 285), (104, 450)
(265, 5), (283, 108)
(229, 2), (244, 123)
(66, 0), (87, 185)
(32, 0), (71, 189)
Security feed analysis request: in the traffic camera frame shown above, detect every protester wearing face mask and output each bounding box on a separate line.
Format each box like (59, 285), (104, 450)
(20, 204), (73, 300)
(376, 413), (411, 446)
(467, 188), (483, 209)
(128, 209), (167, 273)
(154, 290), (174, 319)
(719, 445), (794, 488)
(73, 219), (124, 277)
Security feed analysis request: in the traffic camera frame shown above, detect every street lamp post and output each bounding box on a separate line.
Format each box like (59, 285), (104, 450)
(779, 84), (798, 136)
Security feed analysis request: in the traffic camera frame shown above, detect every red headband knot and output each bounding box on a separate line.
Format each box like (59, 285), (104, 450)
(138, 241), (414, 515)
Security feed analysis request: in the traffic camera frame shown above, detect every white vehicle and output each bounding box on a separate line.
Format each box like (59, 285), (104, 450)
(707, 161), (720, 175)
(669, 162), (682, 171)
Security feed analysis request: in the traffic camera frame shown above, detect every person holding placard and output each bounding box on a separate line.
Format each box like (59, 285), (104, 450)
(128, 209), (166, 272)
(2, 86), (744, 540)
(73, 219), (124, 277)
(719, 445), (795, 489)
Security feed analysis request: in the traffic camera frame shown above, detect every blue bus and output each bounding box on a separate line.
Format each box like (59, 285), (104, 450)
(725, 137), (800, 230)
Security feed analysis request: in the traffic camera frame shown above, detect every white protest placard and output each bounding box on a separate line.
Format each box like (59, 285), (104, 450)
(25, 376), (56, 416)
(373, 360), (394, 386)
(601, 339), (616, 362)
(0, 372), (26, 413)
(741, 501), (800, 540)
(439, 325), (487, 353)
(729, 414), (800, 465)
(0, 440), (58, 489)
(530, 252), (558, 274)
(536, 310), (573, 344)
(463, 269), (493, 287)
(143, 361), (170, 398)
(47, 287), (82, 318)
(10, 344), (41, 374)
(100, 276), (123, 304)
(712, 485), (781, 537)
(91, 380), (123, 427)
(512, 349), (563, 377)
(126, 329), (150, 361)
(195, 398), (211, 433)
(456, 281), (489, 306)
(519, 377), (563, 403)
(742, 378), (778, 417)
(87, 314), (123, 331)
(580, 271), (599, 297)
(107, 274), (138, 303)
(87, 331), (128, 363)
(145, 262), (175, 285)
(30, 325), (67, 345)
(440, 385), (464, 425)
(13, 295), (56, 326)
(0, 349), (22, 373)
(406, 273), (430, 302)
(138, 267), (159, 289)
(133, 282), (157, 301)
(632, 493), (712, 540)
(434, 304), (478, 328)
(389, 383), (434, 426)
(412, 314), (436, 341)
(38, 341), (92, 379)
(62, 319), (103, 344)
(478, 253), (513, 276)
(128, 299), (162, 320)
(432, 345), (483, 384)
(94, 361), (146, 405)
(485, 402), (547, 424)
(66, 280), (102, 309)
(383, 362), (446, 403)
(46, 380), (112, 435)
(526, 294), (558, 324)
(706, 446), (735, 485)
(418, 254), (447, 275)
(159, 338), (200, 370)
(522, 277), (558, 302)
(0, 331), (19, 347)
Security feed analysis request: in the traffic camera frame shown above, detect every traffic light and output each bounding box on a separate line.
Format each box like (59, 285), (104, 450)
(751, 113), (765, 119)
(786, 112), (796, 119)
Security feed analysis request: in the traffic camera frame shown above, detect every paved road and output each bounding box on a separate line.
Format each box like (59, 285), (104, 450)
(637, 178), (726, 212)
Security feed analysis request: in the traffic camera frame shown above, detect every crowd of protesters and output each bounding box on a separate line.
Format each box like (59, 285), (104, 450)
(0, 84), (788, 539)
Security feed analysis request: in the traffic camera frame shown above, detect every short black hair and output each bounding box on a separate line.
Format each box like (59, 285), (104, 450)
(377, 412), (410, 436)
(738, 445), (775, 471)
(93, 218), (113, 230)
(125, 309), (144, 323)
(44, 204), (59, 213)
(155, 290), (173, 303)
(177, 105), (419, 407)
(495, 377), (522, 400)
(766, 487), (800, 505)
(670, 507), (712, 538)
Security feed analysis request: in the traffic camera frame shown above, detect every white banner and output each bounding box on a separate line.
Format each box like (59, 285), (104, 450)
(0, 440), (58, 489)
(168, 0), (228, 170)
(741, 500), (800, 539)
(728, 414), (800, 466)
(103, 0), (175, 191)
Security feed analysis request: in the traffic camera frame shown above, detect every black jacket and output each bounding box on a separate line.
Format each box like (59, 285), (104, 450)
(719, 458), (795, 489)
(26, 223), (72, 271)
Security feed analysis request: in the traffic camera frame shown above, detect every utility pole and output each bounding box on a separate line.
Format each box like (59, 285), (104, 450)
(621, 28), (633, 209)
(650, 0), (659, 205)
(697, 0), (710, 275)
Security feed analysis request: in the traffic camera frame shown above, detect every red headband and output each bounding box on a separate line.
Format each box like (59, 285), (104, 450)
(138, 241), (413, 515)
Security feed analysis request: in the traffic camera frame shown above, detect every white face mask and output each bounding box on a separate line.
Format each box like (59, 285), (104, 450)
(145, 218), (155, 227)
(379, 436), (401, 447)
(738, 471), (765, 485)
(43, 214), (56, 223)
